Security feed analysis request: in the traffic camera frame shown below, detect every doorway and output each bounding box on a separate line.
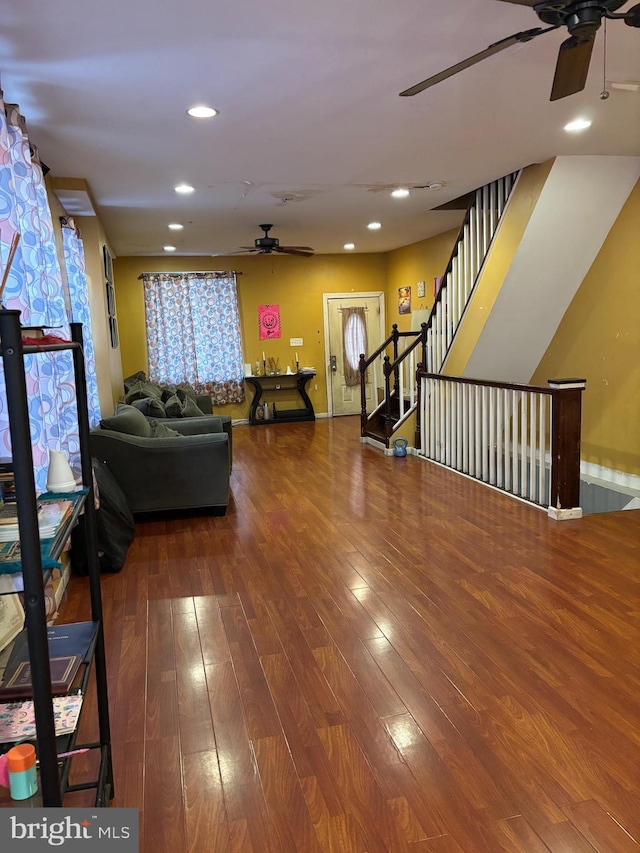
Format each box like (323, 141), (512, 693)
(323, 292), (386, 417)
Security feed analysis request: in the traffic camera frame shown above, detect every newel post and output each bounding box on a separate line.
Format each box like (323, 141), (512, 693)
(359, 353), (368, 434)
(547, 378), (586, 520)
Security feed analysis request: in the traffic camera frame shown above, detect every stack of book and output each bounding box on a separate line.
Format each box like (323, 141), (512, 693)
(0, 621), (95, 701)
(0, 499), (73, 543)
(0, 458), (16, 504)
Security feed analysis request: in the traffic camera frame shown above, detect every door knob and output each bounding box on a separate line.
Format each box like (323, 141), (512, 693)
(330, 355), (337, 372)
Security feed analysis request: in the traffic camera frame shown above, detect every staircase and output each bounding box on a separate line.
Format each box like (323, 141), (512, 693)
(360, 170), (521, 447)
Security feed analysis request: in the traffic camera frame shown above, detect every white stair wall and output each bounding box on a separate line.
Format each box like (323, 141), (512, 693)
(461, 155), (640, 383)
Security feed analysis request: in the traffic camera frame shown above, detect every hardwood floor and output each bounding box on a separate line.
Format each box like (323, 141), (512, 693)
(61, 416), (640, 851)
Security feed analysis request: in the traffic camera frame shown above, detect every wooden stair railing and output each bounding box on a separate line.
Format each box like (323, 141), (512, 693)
(417, 371), (586, 518)
(360, 170), (521, 447)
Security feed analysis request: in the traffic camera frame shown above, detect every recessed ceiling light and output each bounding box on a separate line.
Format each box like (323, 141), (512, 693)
(427, 181), (445, 191)
(367, 222), (382, 230)
(174, 183), (195, 194)
(564, 118), (591, 132)
(168, 223), (184, 230)
(187, 105), (219, 119)
(344, 243), (355, 250)
(164, 245), (176, 252)
(391, 188), (410, 199)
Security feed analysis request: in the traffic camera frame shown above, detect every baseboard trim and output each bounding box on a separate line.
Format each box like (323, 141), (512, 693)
(547, 506), (583, 521)
(580, 461), (640, 496)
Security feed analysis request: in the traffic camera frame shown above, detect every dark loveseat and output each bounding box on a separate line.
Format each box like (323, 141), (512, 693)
(90, 405), (230, 514)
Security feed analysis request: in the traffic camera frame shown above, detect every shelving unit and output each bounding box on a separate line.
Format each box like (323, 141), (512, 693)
(0, 310), (113, 807)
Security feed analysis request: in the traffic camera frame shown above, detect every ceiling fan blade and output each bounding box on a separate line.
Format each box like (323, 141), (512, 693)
(211, 247), (259, 256)
(279, 245), (314, 252)
(494, 0), (540, 6)
(550, 35), (595, 101)
(399, 28), (547, 97)
(274, 247), (314, 257)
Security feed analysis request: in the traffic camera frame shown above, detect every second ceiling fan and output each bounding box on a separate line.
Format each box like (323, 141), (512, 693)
(218, 224), (315, 258)
(400, 0), (640, 102)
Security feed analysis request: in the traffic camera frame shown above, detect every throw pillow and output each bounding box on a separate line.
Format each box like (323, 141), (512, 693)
(148, 421), (181, 438)
(181, 400), (205, 418)
(160, 384), (178, 402)
(123, 379), (163, 404)
(176, 388), (203, 417)
(131, 397), (166, 418)
(163, 393), (183, 417)
(100, 405), (153, 438)
(176, 384), (197, 403)
(123, 370), (147, 393)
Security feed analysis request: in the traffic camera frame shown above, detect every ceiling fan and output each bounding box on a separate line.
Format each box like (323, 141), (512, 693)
(216, 224), (315, 257)
(400, 0), (640, 102)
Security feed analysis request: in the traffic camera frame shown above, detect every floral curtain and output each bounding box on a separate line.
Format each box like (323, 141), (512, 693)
(342, 306), (367, 387)
(60, 217), (101, 428)
(0, 94), (77, 492)
(143, 272), (244, 405)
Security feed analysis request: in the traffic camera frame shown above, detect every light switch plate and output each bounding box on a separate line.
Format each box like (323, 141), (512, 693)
(290, 337), (303, 347)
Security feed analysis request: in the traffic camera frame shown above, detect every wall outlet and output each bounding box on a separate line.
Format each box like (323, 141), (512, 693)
(290, 337), (303, 347)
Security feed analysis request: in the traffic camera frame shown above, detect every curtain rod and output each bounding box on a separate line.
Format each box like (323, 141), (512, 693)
(137, 270), (243, 279)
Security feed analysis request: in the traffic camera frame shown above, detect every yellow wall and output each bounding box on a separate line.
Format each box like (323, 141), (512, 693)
(113, 253), (389, 420)
(386, 229), (459, 332)
(531, 178), (640, 475)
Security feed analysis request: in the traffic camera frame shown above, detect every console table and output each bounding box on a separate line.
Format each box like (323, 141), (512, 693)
(245, 372), (316, 425)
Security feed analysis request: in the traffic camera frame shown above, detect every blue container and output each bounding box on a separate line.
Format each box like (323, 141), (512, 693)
(8, 743), (38, 800)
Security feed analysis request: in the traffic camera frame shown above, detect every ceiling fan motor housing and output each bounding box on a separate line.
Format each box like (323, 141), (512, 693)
(255, 223), (279, 252)
(536, 0), (627, 38)
(254, 236), (279, 251)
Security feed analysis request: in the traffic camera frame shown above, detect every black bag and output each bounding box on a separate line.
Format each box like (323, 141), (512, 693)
(71, 458), (135, 575)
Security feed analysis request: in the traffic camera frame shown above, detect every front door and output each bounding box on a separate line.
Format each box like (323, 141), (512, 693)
(324, 292), (385, 416)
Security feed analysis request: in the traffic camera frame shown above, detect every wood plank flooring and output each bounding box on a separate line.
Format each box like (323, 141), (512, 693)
(61, 416), (640, 852)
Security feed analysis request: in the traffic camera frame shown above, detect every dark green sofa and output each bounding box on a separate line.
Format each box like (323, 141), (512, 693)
(89, 405), (230, 514)
(120, 373), (232, 468)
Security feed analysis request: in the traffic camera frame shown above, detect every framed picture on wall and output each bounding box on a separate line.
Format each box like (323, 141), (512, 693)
(106, 282), (116, 317)
(398, 286), (411, 315)
(109, 316), (119, 349)
(102, 245), (113, 283)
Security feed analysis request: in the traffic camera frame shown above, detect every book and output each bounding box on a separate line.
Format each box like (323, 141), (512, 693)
(0, 595), (24, 655)
(0, 504), (19, 525)
(0, 655), (83, 699)
(7, 622), (95, 666)
(0, 694), (84, 743)
(20, 326), (45, 339)
(0, 621), (95, 700)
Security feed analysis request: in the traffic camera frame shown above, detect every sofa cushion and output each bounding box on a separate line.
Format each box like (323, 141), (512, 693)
(148, 420), (182, 438)
(131, 396), (166, 418)
(101, 405), (153, 438)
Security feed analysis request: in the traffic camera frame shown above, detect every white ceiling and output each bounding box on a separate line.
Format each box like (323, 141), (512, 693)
(2, 0), (639, 257)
